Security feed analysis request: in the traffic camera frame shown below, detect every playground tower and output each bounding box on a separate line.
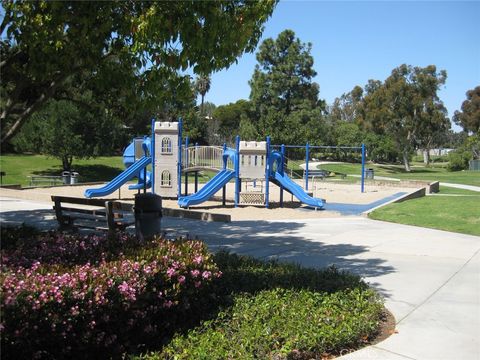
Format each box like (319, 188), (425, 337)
(238, 141), (267, 205)
(153, 122), (179, 198)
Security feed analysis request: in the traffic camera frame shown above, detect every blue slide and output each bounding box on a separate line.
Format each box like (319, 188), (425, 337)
(178, 169), (235, 208)
(271, 171), (324, 209)
(84, 156), (152, 198)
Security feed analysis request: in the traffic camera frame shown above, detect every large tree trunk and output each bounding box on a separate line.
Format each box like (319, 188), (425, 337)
(62, 155), (73, 172)
(403, 149), (411, 172)
(423, 149), (430, 165)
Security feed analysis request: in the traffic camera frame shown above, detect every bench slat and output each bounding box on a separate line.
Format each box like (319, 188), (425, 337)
(51, 196), (134, 233)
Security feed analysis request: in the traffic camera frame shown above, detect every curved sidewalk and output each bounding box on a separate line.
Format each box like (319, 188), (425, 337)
(440, 182), (480, 192)
(160, 216), (480, 360)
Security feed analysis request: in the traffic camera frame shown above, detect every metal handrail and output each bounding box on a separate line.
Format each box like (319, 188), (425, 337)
(182, 146), (234, 171)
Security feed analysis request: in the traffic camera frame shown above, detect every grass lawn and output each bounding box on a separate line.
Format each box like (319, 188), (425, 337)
(318, 162), (480, 187)
(369, 194), (480, 236)
(0, 154), (218, 186)
(0, 154), (125, 186)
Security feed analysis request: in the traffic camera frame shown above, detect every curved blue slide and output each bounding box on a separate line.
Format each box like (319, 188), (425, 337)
(84, 156), (152, 198)
(178, 169), (235, 208)
(271, 171), (324, 209)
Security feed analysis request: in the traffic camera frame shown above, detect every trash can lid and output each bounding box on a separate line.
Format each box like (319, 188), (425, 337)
(135, 193), (162, 211)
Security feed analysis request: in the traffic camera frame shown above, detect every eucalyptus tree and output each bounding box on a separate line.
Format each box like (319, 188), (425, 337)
(363, 64), (449, 171)
(453, 86), (480, 135)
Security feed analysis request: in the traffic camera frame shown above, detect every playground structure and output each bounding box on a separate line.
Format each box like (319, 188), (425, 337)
(84, 119), (366, 210)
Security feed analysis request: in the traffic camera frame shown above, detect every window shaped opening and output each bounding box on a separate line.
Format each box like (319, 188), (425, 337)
(161, 170), (171, 187)
(161, 137), (172, 154)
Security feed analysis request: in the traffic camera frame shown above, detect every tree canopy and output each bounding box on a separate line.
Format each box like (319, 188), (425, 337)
(248, 29), (326, 145)
(453, 86), (480, 135)
(0, 0), (277, 146)
(361, 64), (449, 171)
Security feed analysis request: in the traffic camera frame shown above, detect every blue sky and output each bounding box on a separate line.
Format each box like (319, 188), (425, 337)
(203, 1), (480, 131)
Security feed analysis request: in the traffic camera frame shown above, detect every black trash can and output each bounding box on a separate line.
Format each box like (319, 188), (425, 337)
(134, 193), (162, 240)
(62, 171), (71, 185)
(365, 168), (374, 179)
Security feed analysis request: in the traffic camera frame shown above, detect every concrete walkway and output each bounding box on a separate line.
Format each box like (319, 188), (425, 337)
(441, 182), (480, 192)
(1, 197), (479, 360)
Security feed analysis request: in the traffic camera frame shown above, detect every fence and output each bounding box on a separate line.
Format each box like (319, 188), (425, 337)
(182, 146), (233, 171)
(469, 159), (480, 171)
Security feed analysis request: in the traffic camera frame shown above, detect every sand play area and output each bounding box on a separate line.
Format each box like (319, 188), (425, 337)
(0, 179), (416, 221)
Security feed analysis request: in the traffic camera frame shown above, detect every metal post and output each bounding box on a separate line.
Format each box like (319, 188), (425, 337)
(305, 142), (310, 191)
(151, 117), (155, 194)
(234, 135), (240, 207)
(177, 118), (183, 198)
(222, 142), (227, 206)
(361, 143), (366, 193)
(265, 136), (271, 209)
(222, 185), (226, 206)
(143, 135), (148, 194)
(280, 144), (285, 207)
(184, 136), (189, 196)
(194, 171), (198, 193)
(222, 143), (227, 169)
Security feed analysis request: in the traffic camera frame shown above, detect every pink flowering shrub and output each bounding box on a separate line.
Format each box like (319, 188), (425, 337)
(1, 229), (221, 359)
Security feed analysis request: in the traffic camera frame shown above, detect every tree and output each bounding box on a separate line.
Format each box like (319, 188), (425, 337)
(195, 75), (212, 113)
(249, 29), (326, 145)
(0, 1), (277, 146)
(328, 86), (364, 124)
(362, 64), (449, 171)
(213, 99), (253, 142)
(453, 86), (480, 134)
(12, 98), (125, 171)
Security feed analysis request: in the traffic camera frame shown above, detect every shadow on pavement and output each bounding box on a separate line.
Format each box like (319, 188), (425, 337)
(0, 207), (395, 298)
(162, 217), (395, 298)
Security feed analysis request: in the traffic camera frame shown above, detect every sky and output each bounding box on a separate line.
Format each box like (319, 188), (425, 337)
(202, 1), (480, 132)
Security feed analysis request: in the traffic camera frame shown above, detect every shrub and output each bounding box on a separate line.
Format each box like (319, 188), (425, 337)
(447, 149), (470, 171)
(135, 252), (384, 360)
(145, 288), (383, 360)
(1, 231), (221, 359)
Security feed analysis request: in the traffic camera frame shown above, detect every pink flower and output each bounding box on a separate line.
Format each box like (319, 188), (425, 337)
(163, 300), (174, 308)
(190, 269), (200, 278)
(193, 255), (203, 265)
(202, 271), (211, 280)
(178, 275), (186, 284)
(166, 267), (176, 278)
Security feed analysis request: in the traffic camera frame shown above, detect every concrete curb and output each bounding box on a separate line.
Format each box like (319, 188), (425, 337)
(163, 207), (231, 223)
(363, 187), (426, 215)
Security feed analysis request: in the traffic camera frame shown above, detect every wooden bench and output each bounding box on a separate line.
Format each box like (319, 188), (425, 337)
(52, 196), (134, 233)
